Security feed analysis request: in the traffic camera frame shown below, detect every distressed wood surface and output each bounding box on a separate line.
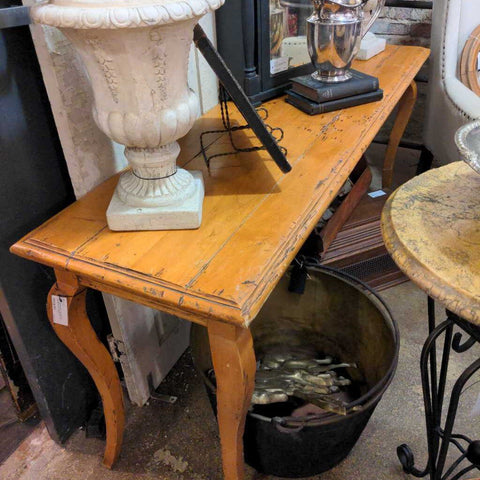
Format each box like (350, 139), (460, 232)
(47, 269), (125, 467)
(382, 162), (480, 325)
(11, 45), (429, 329)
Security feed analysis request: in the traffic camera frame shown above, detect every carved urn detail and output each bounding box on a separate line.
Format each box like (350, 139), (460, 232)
(32, 0), (224, 230)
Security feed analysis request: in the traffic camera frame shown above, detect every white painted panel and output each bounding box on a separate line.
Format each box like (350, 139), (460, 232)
(29, 24), (126, 198)
(194, 13), (220, 113)
(103, 296), (190, 406)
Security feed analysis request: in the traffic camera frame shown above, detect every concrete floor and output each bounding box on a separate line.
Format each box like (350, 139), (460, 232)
(0, 389), (39, 465)
(1, 136), (478, 479)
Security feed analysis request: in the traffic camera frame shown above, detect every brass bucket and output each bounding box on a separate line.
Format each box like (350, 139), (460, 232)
(192, 265), (399, 477)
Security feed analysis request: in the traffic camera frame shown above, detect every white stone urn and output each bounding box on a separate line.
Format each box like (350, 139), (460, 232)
(31, 0), (224, 230)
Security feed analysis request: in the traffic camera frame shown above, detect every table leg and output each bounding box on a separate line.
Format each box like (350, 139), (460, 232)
(47, 269), (125, 468)
(382, 80), (418, 188)
(208, 321), (256, 480)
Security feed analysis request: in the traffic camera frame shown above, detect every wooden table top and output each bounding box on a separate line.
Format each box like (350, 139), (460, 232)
(11, 45), (429, 328)
(382, 162), (480, 325)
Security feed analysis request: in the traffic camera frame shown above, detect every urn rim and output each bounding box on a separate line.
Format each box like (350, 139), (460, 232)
(31, 0), (224, 29)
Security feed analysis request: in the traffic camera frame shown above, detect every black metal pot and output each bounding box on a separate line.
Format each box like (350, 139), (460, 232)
(192, 265), (399, 478)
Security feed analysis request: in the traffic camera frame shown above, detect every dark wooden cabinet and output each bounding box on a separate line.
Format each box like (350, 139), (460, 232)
(216, 0), (314, 104)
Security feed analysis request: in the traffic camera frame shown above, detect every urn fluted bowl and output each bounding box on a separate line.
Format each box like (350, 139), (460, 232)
(455, 120), (480, 175)
(32, 0), (224, 230)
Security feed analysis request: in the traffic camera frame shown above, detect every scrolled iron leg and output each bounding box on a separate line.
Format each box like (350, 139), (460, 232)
(397, 443), (430, 477)
(398, 303), (480, 480)
(435, 357), (480, 477)
(397, 317), (453, 478)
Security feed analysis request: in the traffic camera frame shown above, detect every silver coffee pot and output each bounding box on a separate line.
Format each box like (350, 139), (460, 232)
(307, 0), (385, 82)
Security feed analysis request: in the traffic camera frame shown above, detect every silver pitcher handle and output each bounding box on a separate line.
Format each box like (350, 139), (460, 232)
(361, 0), (385, 38)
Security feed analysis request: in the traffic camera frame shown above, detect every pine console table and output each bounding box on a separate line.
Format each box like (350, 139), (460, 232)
(11, 45), (428, 480)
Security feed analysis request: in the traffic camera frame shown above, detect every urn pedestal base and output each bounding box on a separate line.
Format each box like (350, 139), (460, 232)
(106, 171), (204, 231)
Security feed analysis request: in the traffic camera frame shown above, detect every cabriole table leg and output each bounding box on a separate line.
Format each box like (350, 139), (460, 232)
(383, 80), (418, 188)
(47, 269), (125, 468)
(208, 320), (256, 480)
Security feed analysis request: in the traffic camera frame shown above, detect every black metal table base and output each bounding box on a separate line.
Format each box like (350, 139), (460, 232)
(397, 298), (480, 480)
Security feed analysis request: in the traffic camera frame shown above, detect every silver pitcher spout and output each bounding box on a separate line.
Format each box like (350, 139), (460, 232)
(307, 0), (385, 82)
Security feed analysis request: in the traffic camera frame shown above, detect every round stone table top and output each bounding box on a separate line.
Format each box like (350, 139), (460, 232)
(382, 162), (480, 325)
